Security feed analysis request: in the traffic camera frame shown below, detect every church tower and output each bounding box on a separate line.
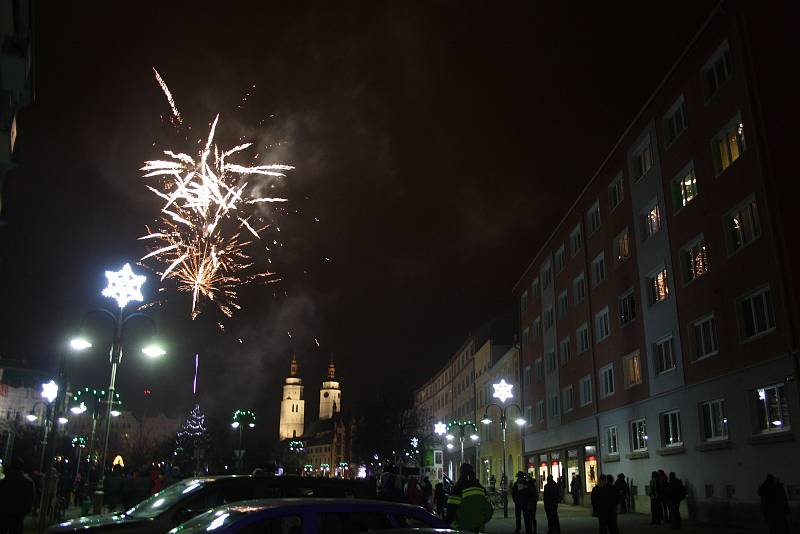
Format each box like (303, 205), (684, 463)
(319, 355), (341, 420)
(279, 353), (304, 440)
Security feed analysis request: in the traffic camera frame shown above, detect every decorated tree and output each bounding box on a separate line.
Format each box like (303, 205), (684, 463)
(175, 404), (209, 475)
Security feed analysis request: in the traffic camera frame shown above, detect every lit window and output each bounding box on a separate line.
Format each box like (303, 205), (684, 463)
(702, 40), (732, 100)
(661, 410), (683, 447)
(563, 385), (574, 413)
(671, 163), (698, 211)
(580, 376), (592, 406)
(756, 384), (789, 432)
(605, 426), (618, 455)
(608, 174), (624, 210)
(654, 335), (676, 374)
(713, 113), (746, 174)
(591, 253), (605, 287)
(573, 273), (586, 305)
(570, 225), (583, 256)
(692, 314), (718, 360)
(643, 203), (662, 238)
(595, 307), (610, 342)
(682, 236), (709, 282)
(619, 289), (636, 326)
(576, 323), (589, 354)
(599, 364), (614, 398)
(587, 202), (601, 235)
(555, 245), (566, 273)
(739, 287), (775, 339)
(633, 140), (653, 181)
(559, 337), (571, 366)
(665, 95), (688, 145)
(726, 196), (760, 253)
(631, 419), (648, 451)
(623, 351), (642, 388)
(647, 268), (669, 305)
(615, 229), (630, 264)
(701, 399), (728, 441)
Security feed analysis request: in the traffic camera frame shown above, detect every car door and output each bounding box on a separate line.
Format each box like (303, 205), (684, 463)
(166, 480), (256, 529)
(316, 510), (393, 534)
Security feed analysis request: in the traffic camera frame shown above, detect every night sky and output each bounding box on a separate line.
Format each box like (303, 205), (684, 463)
(0, 2), (713, 432)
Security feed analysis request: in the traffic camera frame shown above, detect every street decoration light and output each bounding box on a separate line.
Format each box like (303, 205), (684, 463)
(232, 410), (256, 473)
(41, 380), (59, 403)
(482, 379), (527, 518)
(69, 263), (162, 512)
(445, 420), (479, 466)
(68, 387), (122, 480)
(433, 422), (447, 436)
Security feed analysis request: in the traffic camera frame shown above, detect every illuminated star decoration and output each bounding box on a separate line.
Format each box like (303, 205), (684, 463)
(101, 263), (146, 309)
(41, 380), (59, 404)
(492, 379), (514, 403)
(410, 437), (419, 449)
(434, 422), (447, 436)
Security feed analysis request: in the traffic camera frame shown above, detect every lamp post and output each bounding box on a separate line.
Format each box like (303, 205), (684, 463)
(442, 420), (479, 469)
(481, 379), (527, 518)
(69, 263), (164, 513)
(69, 387), (122, 480)
(231, 410), (256, 473)
(72, 436), (87, 479)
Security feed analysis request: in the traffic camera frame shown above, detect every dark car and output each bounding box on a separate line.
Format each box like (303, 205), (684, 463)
(46, 475), (372, 533)
(169, 498), (451, 533)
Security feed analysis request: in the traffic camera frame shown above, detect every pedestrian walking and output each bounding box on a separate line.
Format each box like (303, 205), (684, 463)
(591, 475), (619, 534)
(405, 477), (422, 505)
(489, 474), (496, 492)
(649, 471), (662, 524)
(667, 472), (686, 530)
(570, 473), (581, 505)
(434, 482), (446, 519)
(0, 457), (37, 534)
(614, 473), (630, 514)
(758, 474), (790, 534)
(529, 475), (540, 534)
(445, 463), (493, 532)
(543, 474), (561, 533)
(421, 476), (433, 512)
(557, 475), (565, 503)
(511, 472), (533, 534)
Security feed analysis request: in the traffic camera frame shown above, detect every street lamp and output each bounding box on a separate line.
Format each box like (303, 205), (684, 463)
(232, 410), (256, 473)
(482, 379), (527, 518)
(68, 387), (122, 481)
(70, 263), (163, 512)
(445, 420), (479, 466)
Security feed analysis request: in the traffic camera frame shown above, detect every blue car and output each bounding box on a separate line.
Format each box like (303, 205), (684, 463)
(169, 498), (452, 533)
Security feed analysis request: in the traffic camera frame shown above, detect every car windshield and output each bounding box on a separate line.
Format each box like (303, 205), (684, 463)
(126, 479), (209, 519)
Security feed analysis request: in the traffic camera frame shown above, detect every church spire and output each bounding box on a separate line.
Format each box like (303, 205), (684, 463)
(290, 352), (298, 377)
(327, 354), (336, 380)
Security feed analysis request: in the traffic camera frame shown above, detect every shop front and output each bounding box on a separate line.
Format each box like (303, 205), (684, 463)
(525, 440), (598, 502)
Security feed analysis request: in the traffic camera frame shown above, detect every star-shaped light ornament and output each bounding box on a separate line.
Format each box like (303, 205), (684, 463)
(410, 437), (419, 449)
(434, 422), (447, 436)
(102, 263), (146, 309)
(41, 380), (59, 404)
(492, 379), (514, 403)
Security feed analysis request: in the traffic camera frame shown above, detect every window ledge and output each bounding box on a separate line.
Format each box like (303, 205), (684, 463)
(626, 451), (650, 460)
(695, 439), (731, 452)
(692, 351), (719, 364)
(656, 445), (686, 456)
(740, 328), (776, 345)
(747, 431), (794, 446)
(603, 455), (621, 463)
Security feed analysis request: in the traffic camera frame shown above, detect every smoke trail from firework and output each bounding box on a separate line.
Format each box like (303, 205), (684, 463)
(140, 69), (293, 319)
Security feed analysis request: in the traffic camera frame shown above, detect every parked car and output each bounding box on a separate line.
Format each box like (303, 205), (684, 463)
(46, 475), (372, 533)
(169, 498), (451, 533)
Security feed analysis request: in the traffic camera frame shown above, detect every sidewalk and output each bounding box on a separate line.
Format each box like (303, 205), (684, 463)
(485, 502), (765, 534)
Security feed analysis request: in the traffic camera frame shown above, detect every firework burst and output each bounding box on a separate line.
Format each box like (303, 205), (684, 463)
(140, 69), (293, 319)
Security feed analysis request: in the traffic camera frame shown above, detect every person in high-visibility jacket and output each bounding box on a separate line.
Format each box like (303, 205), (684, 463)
(445, 463), (493, 532)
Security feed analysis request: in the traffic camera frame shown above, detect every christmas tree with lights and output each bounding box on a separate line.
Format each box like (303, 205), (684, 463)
(175, 404), (208, 474)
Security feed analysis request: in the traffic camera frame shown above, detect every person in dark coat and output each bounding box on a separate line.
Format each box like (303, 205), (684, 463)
(0, 457), (37, 534)
(570, 474), (581, 505)
(758, 474), (790, 534)
(511, 472), (533, 534)
(529, 475), (540, 534)
(421, 476), (433, 512)
(658, 469), (670, 523)
(543, 475), (561, 533)
(434, 482), (446, 519)
(649, 471), (662, 524)
(667, 472), (685, 530)
(592, 475), (619, 534)
(614, 474), (630, 514)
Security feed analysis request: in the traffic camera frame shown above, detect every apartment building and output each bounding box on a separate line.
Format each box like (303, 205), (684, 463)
(513, 2), (798, 524)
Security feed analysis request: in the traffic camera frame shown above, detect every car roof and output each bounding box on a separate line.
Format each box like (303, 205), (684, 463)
(224, 498), (426, 514)
(190, 475), (363, 485)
